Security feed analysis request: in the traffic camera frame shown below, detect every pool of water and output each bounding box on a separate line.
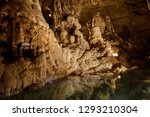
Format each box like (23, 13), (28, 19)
(1, 69), (150, 100)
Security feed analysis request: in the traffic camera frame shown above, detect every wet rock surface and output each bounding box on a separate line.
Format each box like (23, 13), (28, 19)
(0, 0), (150, 99)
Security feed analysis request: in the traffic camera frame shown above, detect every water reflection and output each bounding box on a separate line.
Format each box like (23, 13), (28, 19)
(112, 70), (150, 100)
(1, 70), (150, 100)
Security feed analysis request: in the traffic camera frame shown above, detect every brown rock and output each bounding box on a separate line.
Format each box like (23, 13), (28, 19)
(0, 0), (132, 97)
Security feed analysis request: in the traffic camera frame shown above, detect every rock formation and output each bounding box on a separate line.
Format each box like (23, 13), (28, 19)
(0, 0), (150, 98)
(0, 0), (67, 96)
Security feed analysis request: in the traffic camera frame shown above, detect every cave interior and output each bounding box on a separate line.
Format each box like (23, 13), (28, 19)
(0, 0), (150, 99)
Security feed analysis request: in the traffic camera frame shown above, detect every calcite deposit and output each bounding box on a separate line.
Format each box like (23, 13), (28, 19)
(0, 0), (67, 96)
(0, 0), (150, 98)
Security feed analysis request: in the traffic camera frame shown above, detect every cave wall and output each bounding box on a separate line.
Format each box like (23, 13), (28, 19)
(0, 0), (150, 98)
(0, 0), (67, 96)
(80, 0), (150, 40)
(41, 0), (150, 41)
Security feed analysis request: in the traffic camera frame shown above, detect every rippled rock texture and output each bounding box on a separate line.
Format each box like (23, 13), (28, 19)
(0, 0), (150, 99)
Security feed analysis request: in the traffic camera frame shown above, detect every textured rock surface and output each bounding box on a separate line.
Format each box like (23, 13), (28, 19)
(0, 0), (150, 98)
(0, 0), (67, 96)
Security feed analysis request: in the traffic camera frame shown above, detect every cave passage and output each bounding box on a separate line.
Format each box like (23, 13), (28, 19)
(0, 0), (150, 100)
